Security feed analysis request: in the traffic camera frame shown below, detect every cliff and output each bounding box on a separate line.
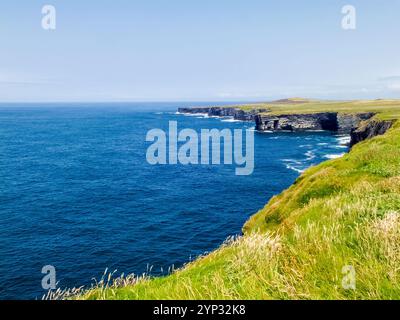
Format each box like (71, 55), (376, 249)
(255, 112), (375, 134)
(178, 106), (269, 121)
(350, 119), (395, 147)
(180, 105), (394, 146)
(255, 111), (395, 146)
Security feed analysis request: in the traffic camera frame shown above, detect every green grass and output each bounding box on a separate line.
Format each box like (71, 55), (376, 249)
(236, 98), (400, 120)
(72, 99), (400, 300)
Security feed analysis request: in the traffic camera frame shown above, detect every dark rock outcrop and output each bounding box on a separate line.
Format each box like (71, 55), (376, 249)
(178, 106), (394, 147)
(255, 113), (338, 132)
(337, 113), (376, 134)
(178, 107), (210, 115)
(178, 107), (269, 121)
(350, 119), (394, 147)
(255, 112), (375, 134)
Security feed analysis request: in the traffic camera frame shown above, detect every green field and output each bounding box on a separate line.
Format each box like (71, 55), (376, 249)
(68, 99), (400, 300)
(235, 98), (400, 120)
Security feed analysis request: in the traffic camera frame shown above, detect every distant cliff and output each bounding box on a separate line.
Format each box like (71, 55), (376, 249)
(255, 112), (375, 134)
(178, 106), (269, 121)
(178, 106), (394, 147)
(255, 112), (395, 146)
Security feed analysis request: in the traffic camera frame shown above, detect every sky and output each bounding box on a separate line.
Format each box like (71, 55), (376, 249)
(0, 0), (400, 102)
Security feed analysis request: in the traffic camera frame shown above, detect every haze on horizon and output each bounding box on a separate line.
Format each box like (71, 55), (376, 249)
(1, 0), (400, 103)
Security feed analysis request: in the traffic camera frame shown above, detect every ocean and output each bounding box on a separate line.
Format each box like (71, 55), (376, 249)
(0, 102), (349, 299)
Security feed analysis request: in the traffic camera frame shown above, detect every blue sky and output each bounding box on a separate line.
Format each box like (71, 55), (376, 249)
(0, 0), (400, 102)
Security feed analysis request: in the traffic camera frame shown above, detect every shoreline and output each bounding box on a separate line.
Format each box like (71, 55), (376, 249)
(177, 110), (352, 173)
(177, 104), (394, 147)
(60, 99), (400, 300)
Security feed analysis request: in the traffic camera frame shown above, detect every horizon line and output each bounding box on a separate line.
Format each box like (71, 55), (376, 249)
(0, 97), (397, 105)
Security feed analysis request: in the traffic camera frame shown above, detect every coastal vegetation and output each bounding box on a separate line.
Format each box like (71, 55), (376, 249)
(235, 98), (400, 120)
(72, 99), (400, 300)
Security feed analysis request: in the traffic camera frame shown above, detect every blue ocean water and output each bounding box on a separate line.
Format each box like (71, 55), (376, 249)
(0, 103), (348, 299)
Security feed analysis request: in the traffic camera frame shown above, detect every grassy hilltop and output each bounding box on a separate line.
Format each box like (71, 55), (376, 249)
(75, 99), (400, 300)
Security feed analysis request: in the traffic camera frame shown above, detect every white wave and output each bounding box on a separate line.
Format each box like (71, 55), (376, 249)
(299, 144), (312, 148)
(305, 150), (316, 160)
(285, 164), (306, 174)
(258, 130), (273, 134)
(335, 145), (348, 149)
(317, 143), (329, 146)
(324, 153), (345, 159)
(196, 115), (210, 119)
(336, 135), (351, 145)
(221, 118), (243, 123)
(282, 159), (304, 165)
(283, 158), (309, 174)
(179, 112), (209, 117)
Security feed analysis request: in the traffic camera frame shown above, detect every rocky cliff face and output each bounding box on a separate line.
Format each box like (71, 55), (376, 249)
(337, 113), (376, 134)
(178, 106), (394, 147)
(350, 119), (394, 147)
(178, 107), (210, 115)
(255, 113), (337, 132)
(178, 107), (269, 121)
(255, 112), (375, 134)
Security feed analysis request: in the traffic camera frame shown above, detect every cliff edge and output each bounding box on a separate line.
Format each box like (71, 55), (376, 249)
(72, 99), (400, 300)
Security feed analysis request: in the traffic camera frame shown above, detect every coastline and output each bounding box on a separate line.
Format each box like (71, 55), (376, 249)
(178, 103), (394, 147)
(69, 99), (400, 300)
(177, 109), (353, 173)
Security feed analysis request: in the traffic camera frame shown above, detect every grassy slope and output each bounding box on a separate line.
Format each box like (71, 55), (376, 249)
(81, 100), (400, 300)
